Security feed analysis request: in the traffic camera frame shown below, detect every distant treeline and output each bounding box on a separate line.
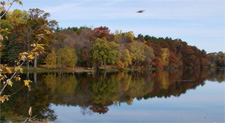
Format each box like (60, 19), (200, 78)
(0, 9), (224, 69)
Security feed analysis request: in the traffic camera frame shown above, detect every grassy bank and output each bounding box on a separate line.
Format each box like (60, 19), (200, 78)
(2, 65), (159, 73)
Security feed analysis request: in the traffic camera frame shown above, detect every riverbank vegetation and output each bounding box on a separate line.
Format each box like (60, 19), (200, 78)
(1, 8), (225, 71)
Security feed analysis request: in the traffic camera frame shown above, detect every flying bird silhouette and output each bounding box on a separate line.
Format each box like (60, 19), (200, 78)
(137, 10), (145, 13)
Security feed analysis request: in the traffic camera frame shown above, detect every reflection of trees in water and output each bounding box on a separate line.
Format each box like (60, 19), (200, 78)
(1, 69), (224, 120)
(90, 76), (117, 105)
(43, 73), (78, 105)
(0, 73), (57, 122)
(207, 69), (225, 82)
(45, 69), (224, 114)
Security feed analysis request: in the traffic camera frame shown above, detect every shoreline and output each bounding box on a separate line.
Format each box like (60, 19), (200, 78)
(2, 66), (224, 73)
(2, 66), (158, 73)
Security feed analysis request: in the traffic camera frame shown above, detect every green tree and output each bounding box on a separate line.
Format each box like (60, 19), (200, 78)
(91, 38), (119, 69)
(56, 46), (77, 69)
(129, 41), (145, 68)
(117, 49), (132, 69)
(216, 52), (225, 67)
(0, 9), (28, 64)
(143, 45), (155, 68)
(3, 32), (19, 65)
(123, 31), (134, 43)
(26, 8), (57, 68)
(44, 48), (56, 69)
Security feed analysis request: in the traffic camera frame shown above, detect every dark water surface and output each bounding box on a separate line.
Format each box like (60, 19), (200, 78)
(0, 69), (224, 123)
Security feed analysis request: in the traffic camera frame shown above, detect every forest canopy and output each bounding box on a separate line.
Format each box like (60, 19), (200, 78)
(0, 9), (224, 70)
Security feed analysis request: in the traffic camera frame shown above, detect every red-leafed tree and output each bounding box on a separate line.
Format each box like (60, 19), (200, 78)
(89, 26), (114, 42)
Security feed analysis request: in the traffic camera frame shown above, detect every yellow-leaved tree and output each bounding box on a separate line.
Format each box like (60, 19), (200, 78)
(0, 0), (46, 104)
(56, 46), (77, 69)
(161, 48), (170, 67)
(44, 48), (57, 69)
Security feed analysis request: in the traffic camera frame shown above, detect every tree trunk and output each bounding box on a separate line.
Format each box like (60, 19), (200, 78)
(96, 63), (99, 71)
(138, 60), (141, 69)
(27, 27), (31, 70)
(34, 57), (37, 68)
(104, 60), (106, 69)
(33, 73), (37, 84)
(104, 71), (106, 79)
(132, 61), (137, 69)
(26, 61), (29, 70)
(26, 71), (29, 80)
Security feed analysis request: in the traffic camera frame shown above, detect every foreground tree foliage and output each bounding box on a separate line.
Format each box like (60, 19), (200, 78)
(0, 1), (52, 113)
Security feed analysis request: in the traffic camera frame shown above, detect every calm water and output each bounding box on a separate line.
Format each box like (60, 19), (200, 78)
(0, 69), (224, 123)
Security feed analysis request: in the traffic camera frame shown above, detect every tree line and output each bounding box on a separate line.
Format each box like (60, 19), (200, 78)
(1, 8), (224, 70)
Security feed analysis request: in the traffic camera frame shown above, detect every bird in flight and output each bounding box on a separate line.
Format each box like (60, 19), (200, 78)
(137, 10), (145, 13)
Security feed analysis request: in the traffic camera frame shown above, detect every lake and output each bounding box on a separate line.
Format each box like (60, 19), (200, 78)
(0, 69), (224, 123)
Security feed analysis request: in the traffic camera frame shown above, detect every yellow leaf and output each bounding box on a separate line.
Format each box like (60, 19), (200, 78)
(7, 2), (11, 6)
(44, 29), (51, 34)
(0, 95), (10, 103)
(31, 43), (36, 47)
(28, 55), (35, 60)
(5, 67), (12, 74)
(24, 80), (29, 86)
(14, 66), (19, 71)
(24, 80), (32, 87)
(8, 80), (13, 87)
(4, 75), (7, 78)
(19, 68), (23, 73)
(15, 76), (21, 81)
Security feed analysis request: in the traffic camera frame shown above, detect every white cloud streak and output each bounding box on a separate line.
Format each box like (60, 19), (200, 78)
(11, 0), (225, 52)
(42, 0), (224, 20)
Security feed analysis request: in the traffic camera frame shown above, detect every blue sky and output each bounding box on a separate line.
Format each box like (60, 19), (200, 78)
(12, 0), (225, 53)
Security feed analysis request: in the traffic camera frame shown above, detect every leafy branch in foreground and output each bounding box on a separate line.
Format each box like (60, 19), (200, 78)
(0, 0), (23, 19)
(0, 0), (53, 102)
(0, 43), (44, 102)
(0, 0), (23, 102)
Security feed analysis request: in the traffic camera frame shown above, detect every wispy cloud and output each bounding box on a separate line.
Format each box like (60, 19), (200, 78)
(39, 0), (224, 21)
(11, 0), (225, 52)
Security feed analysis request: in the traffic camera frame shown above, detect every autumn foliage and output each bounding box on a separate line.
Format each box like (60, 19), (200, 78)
(0, 9), (224, 71)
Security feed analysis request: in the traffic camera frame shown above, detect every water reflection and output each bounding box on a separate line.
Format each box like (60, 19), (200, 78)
(0, 68), (224, 122)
